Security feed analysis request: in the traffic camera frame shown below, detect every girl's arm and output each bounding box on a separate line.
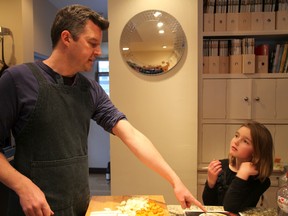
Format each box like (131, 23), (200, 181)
(223, 176), (270, 213)
(202, 180), (219, 205)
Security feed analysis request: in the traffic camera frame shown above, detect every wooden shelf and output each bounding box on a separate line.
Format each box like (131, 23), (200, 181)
(203, 30), (288, 38)
(202, 73), (288, 79)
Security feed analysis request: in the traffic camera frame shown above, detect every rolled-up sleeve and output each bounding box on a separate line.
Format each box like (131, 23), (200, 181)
(0, 71), (17, 152)
(90, 80), (126, 133)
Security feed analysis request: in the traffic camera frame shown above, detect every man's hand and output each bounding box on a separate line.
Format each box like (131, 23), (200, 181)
(17, 178), (54, 216)
(173, 180), (206, 212)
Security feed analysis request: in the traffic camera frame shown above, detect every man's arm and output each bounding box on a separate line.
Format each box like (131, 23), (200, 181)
(0, 153), (54, 215)
(112, 119), (206, 211)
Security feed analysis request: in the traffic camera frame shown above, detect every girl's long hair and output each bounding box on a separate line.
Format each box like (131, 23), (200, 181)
(229, 121), (274, 182)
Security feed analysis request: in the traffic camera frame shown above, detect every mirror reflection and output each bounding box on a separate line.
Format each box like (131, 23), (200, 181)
(120, 10), (186, 75)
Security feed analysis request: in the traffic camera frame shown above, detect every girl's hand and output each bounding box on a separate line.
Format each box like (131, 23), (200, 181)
(207, 160), (222, 188)
(236, 162), (258, 180)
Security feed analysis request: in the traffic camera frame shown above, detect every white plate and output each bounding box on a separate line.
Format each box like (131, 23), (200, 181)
(90, 211), (121, 216)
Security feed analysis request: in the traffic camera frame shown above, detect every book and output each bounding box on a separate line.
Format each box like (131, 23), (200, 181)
(279, 43), (288, 73)
(231, 39), (242, 55)
(276, 44), (285, 73)
(284, 52), (288, 73)
(272, 44), (281, 73)
(255, 44), (269, 55)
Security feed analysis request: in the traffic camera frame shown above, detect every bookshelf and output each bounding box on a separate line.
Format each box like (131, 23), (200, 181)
(197, 0), (288, 208)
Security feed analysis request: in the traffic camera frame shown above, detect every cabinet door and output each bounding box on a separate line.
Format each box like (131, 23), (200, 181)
(276, 79), (288, 120)
(203, 79), (226, 119)
(258, 173), (280, 208)
(197, 173), (207, 203)
(259, 184), (278, 208)
(201, 124), (226, 163)
(274, 125), (288, 164)
(225, 124), (241, 155)
(227, 79), (252, 119)
(252, 79), (276, 120)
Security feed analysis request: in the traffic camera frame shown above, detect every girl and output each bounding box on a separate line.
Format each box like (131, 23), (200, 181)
(202, 121), (274, 213)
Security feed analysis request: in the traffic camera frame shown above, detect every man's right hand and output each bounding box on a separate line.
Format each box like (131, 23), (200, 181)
(17, 178), (54, 216)
(0, 153), (54, 215)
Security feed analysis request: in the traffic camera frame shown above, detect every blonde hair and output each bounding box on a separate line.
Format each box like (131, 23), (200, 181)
(229, 121), (274, 182)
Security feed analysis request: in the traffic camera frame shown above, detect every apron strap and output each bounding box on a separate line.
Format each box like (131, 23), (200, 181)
(25, 63), (47, 85)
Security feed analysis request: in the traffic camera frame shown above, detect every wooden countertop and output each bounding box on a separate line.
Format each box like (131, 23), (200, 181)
(168, 205), (277, 216)
(86, 196), (277, 216)
(85, 195), (169, 216)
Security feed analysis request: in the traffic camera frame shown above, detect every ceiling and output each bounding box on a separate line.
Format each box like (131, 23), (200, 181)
(47, 0), (108, 42)
(47, 0), (108, 18)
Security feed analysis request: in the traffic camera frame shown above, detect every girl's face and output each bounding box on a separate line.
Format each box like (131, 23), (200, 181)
(230, 126), (254, 162)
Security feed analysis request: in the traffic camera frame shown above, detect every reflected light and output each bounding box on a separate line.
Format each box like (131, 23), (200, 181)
(158, 30), (165, 34)
(157, 22), (163, 28)
(153, 11), (162, 17)
(122, 47), (129, 51)
(162, 45), (167, 49)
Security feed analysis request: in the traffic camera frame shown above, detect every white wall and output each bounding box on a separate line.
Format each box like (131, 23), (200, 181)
(0, 0), (34, 64)
(82, 62), (110, 169)
(108, 0), (198, 204)
(33, 0), (56, 57)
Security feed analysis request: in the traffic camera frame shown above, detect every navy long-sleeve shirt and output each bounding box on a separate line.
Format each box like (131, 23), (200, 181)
(0, 61), (126, 150)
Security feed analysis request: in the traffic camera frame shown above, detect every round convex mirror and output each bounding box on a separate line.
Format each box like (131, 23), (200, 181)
(120, 10), (186, 75)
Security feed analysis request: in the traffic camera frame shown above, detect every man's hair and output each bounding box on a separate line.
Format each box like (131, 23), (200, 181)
(50, 4), (109, 48)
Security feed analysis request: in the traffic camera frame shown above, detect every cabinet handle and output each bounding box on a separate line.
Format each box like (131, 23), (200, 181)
(255, 97), (260, 101)
(244, 97), (249, 101)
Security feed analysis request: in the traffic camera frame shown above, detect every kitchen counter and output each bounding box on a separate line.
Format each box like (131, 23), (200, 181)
(85, 195), (169, 216)
(85, 196), (277, 216)
(167, 205), (277, 216)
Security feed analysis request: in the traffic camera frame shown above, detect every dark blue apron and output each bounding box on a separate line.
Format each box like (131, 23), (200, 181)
(8, 63), (93, 216)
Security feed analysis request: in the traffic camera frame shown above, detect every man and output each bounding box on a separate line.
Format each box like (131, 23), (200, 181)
(0, 4), (205, 216)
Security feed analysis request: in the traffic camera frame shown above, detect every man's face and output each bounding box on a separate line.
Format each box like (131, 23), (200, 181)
(68, 20), (103, 72)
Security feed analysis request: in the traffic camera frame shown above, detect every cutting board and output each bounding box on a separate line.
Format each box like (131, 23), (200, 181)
(85, 195), (169, 216)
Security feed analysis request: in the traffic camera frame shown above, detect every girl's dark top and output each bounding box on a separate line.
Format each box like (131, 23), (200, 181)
(202, 159), (271, 213)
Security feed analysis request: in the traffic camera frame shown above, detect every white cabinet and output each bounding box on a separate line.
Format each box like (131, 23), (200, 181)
(227, 78), (277, 120)
(203, 78), (288, 121)
(202, 79), (226, 119)
(198, 0), (288, 206)
(274, 125), (288, 164)
(251, 79), (276, 120)
(226, 79), (252, 119)
(276, 79), (288, 120)
(200, 124), (226, 164)
(199, 124), (240, 167)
